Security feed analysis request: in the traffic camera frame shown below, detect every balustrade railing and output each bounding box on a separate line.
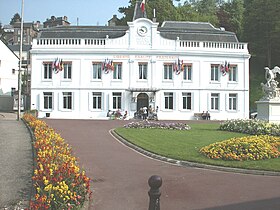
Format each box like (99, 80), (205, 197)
(34, 38), (247, 52)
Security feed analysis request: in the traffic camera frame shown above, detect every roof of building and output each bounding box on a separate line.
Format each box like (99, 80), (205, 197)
(37, 20), (238, 43)
(159, 21), (238, 42)
(7, 44), (32, 52)
(38, 26), (129, 39)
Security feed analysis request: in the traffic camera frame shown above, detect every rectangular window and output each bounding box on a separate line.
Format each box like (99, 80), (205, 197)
(113, 63), (122, 80)
(138, 63), (148, 79)
(63, 63), (72, 79)
(113, 92), (122, 109)
(164, 92), (173, 109)
(43, 92), (53, 109)
(211, 93), (219, 110)
(164, 64), (173, 80)
(92, 92), (102, 109)
(12, 69), (16, 74)
(211, 65), (219, 81)
(63, 92), (72, 110)
(43, 63), (52, 79)
(229, 93), (237, 110)
(183, 65), (192, 81)
(229, 65), (237, 82)
(182, 92), (192, 110)
(92, 63), (102, 79)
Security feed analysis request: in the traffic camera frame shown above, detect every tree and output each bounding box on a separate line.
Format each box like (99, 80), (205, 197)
(217, 0), (244, 38)
(243, 0), (280, 68)
(146, 0), (178, 25)
(192, 0), (219, 26)
(10, 13), (21, 25)
(0, 22), (3, 36)
(118, 0), (178, 26)
(118, 0), (136, 25)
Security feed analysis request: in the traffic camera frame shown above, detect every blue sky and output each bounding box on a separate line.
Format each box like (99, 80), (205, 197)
(0, 0), (130, 26)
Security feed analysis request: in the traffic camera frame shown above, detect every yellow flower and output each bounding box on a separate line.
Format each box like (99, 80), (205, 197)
(44, 179), (49, 186)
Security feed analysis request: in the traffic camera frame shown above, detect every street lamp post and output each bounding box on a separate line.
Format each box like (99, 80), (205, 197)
(17, 0), (24, 121)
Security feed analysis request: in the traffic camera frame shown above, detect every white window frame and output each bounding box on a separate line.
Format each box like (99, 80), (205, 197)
(138, 63), (148, 80)
(92, 63), (102, 80)
(113, 92), (122, 109)
(211, 65), (219, 82)
(163, 64), (173, 80)
(210, 93), (219, 110)
(228, 93), (237, 111)
(182, 92), (192, 110)
(63, 63), (72, 80)
(62, 92), (73, 110)
(43, 92), (53, 110)
(164, 92), (174, 110)
(92, 92), (102, 110)
(43, 63), (52, 80)
(113, 63), (122, 80)
(228, 65), (237, 82)
(183, 65), (192, 81)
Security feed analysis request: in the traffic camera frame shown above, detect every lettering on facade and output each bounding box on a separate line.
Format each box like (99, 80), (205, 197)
(156, 55), (177, 60)
(135, 55), (151, 59)
(113, 55), (130, 59)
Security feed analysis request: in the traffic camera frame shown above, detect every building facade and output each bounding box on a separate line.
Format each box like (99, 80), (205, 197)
(0, 39), (18, 95)
(31, 17), (250, 120)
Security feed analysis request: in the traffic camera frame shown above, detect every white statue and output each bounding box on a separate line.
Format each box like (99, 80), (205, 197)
(261, 66), (280, 100)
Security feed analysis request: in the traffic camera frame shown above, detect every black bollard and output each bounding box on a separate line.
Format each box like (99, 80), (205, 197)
(148, 175), (162, 210)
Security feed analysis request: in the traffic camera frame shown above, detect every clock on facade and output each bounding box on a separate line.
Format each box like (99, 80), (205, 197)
(137, 26), (148, 36)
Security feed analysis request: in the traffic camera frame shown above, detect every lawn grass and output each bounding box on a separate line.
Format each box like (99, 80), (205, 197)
(115, 123), (280, 172)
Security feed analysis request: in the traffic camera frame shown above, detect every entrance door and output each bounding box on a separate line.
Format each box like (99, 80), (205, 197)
(137, 93), (149, 111)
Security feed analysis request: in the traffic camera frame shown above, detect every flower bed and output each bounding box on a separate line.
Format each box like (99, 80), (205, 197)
(124, 121), (191, 130)
(219, 119), (280, 136)
(200, 135), (280, 161)
(23, 114), (91, 209)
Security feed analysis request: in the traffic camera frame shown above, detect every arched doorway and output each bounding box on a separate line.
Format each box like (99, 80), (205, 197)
(137, 93), (149, 111)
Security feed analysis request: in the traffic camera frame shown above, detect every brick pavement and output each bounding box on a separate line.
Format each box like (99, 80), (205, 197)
(0, 112), (32, 209)
(45, 119), (280, 210)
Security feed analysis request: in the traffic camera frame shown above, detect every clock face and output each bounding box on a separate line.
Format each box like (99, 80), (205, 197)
(137, 26), (148, 36)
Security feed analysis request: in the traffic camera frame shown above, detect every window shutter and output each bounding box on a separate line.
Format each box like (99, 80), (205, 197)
(88, 92), (92, 111)
(39, 93), (43, 111)
(173, 92), (176, 110)
(225, 93), (228, 111)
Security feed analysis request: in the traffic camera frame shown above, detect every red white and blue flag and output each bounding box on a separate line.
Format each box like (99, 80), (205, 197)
(140, 0), (145, 13)
(52, 58), (64, 74)
(220, 61), (230, 76)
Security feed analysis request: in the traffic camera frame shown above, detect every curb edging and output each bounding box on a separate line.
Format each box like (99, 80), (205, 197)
(110, 129), (280, 177)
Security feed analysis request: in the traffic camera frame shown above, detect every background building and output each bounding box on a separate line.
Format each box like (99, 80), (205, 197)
(43, 16), (70, 28)
(0, 39), (18, 95)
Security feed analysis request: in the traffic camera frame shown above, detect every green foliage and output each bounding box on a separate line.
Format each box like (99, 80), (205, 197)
(243, 0), (280, 67)
(115, 123), (280, 171)
(219, 119), (280, 136)
(217, 0), (244, 38)
(10, 13), (21, 25)
(146, 0), (178, 25)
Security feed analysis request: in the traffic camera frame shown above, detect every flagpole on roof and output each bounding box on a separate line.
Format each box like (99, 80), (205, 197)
(17, 0), (24, 121)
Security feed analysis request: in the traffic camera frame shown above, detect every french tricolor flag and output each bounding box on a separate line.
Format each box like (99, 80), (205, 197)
(140, 0), (145, 13)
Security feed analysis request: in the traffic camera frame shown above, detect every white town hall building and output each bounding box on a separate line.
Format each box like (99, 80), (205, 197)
(30, 3), (250, 120)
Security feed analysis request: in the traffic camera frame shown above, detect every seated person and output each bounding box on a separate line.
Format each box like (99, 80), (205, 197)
(206, 111), (210, 120)
(123, 111), (128, 120)
(201, 111), (207, 120)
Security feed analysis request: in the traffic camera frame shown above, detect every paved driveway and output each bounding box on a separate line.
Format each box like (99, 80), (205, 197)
(45, 119), (280, 210)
